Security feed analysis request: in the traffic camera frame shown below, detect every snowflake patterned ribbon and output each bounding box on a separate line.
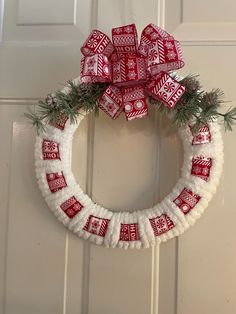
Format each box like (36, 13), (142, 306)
(80, 23), (185, 121)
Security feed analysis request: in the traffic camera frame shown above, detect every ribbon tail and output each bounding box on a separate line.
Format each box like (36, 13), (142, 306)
(99, 85), (124, 119)
(122, 85), (148, 121)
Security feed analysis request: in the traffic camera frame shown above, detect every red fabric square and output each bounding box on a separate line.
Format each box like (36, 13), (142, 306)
(46, 172), (67, 193)
(191, 124), (211, 145)
(83, 215), (110, 237)
(173, 188), (201, 214)
(119, 223), (140, 241)
(60, 196), (83, 218)
(42, 139), (60, 160)
(191, 156), (212, 181)
(149, 214), (174, 236)
(50, 113), (68, 131)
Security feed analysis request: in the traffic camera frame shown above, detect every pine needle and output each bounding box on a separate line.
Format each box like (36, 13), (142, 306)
(25, 76), (235, 134)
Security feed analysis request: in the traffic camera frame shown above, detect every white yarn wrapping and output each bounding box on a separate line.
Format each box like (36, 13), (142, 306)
(35, 80), (224, 249)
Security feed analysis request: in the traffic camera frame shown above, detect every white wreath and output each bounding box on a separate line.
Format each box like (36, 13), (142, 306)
(35, 79), (224, 249)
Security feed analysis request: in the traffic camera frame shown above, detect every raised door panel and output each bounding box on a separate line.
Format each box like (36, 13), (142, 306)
(162, 1), (236, 314)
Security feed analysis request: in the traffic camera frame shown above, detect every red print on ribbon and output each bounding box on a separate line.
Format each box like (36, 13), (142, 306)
(83, 215), (110, 237)
(173, 188), (201, 215)
(120, 223), (140, 241)
(60, 196), (83, 219)
(81, 23), (185, 121)
(149, 214), (174, 236)
(46, 172), (67, 193)
(42, 139), (60, 160)
(190, 124), (211, 145)
(191, 156), (212, 181)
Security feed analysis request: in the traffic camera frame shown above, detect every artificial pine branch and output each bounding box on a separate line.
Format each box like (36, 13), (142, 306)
(218, 107), (236, 131)
(25, 76), (235, 134)
(24, 109), (46, 135)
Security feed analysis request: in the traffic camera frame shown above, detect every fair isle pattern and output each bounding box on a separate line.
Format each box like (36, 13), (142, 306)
(99, 85), (123, 119)
(60, 196), (83, 218)
(83, 215), (110, 237)
(149, 214), (174, 236)
(35, 77), (224, 249)
(147, 72), (185, 108)
(173, 188), (201, 215)
(81, 29), (114, 57)
(139, 23), (171, 57)
(122, 85), (146, 102)
(191, 156), (212, 181)
(175, 41), (184, 64)
(124, 105), (148, 121)
(122, 85), (148, 121)
(112, 24), (138, 56)
(147, 39), (184, 76)
(50, 112), (68, 130)
(80, 23), (186, 119)
(137, 57), (147, 79)
(120, 223), (140, 241)
(112, 56), (147, 85)
(81, 54), (111, 83)
(46, 172), (67, 193)
(191, 124), (211, 145)
(42, 139), (60, 160)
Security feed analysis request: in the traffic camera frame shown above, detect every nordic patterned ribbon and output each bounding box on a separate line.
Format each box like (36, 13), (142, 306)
(80, 23), (185, 121)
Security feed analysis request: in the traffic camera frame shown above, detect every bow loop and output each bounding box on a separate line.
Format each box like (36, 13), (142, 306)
(80, 23), (186, 120)
(80, 54), (112, 83)
(81, 29), (114, 57)
(147, 39), (185, 76)
(112, 24), (138, 57)
(139, 23), (173, 57)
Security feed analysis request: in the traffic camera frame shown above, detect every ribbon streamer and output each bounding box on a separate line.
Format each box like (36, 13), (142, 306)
(80, 23), (185, 121)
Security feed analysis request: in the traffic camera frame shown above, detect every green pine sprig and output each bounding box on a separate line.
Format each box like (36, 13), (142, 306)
(25, 76), (236, 134)
(25, 81), (108, 134)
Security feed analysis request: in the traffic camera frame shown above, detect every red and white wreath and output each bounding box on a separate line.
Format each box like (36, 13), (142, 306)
(30, 23), (230, 249)
(35, 93), (223, 249)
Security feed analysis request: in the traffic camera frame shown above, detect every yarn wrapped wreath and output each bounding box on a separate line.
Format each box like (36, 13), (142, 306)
(29, 24), (235, 249)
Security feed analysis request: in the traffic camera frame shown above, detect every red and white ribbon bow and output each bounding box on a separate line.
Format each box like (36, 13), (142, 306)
(80, 23), (185, 121)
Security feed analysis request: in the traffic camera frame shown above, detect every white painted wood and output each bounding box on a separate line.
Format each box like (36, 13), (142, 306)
(165, 0), (236, 44)
(0, 46), (82, 98)
(158, 115), (182, 314)
(183, 0), (236, 22)
(2, 0), (93, 42)
(163, 1), (236, 314)
(17, 0), (75, 25)
(97, 0), (160, 35)
(176, 47), (236, 314)
(0, 105), (67, 314)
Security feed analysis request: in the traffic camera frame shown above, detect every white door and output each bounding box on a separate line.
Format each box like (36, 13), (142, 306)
(0, 1), (235, 314)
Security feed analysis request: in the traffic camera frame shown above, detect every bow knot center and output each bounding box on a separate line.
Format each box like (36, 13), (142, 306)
(112, 56), (147, 86)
